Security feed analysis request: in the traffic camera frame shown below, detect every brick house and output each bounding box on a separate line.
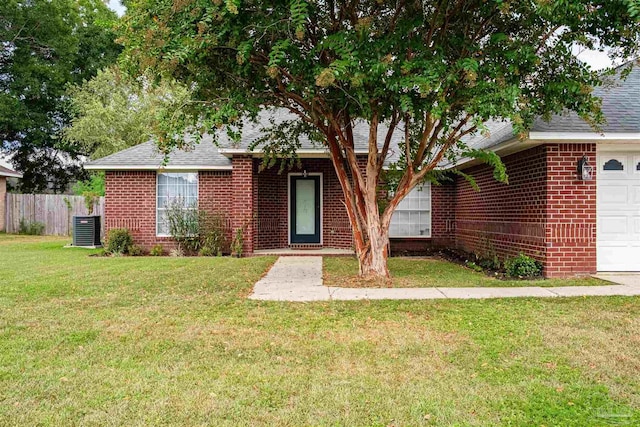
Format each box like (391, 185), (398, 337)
(86, 64), (640, 278)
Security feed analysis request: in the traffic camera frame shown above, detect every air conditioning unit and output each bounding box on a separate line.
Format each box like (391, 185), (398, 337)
(73, 215), (102, 247)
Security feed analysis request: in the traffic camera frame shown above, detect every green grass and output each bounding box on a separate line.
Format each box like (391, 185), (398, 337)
(1, 236), (638, 426)
(324, 256), (609, 288)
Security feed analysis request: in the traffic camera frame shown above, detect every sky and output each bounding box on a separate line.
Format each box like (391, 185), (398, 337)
(0, 1), (621, 170)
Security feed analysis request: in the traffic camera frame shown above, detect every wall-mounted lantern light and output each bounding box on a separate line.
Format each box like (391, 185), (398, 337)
(577, 156), (594, 181)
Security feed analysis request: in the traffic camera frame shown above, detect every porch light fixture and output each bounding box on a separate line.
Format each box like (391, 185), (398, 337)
(303, 169), (308, 178)
(577, 156), (593, 181)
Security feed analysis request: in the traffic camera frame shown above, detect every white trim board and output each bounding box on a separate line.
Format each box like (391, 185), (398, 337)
(529, 132), (640, 141)
(85, 165), (232, 171)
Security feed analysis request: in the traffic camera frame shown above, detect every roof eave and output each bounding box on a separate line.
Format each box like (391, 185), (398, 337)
(528, 131), (640, 141)
(84, 164), (233, 171)
(0, 172), (22, 178)
(218, 148), (372, 158)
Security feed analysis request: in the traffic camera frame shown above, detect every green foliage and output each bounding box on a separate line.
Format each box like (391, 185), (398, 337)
(18, 219), (45, 236)
(0, 0), (121, 193)
(118, 0), (640, 274)
(150, 244), (165, 256)
(198, 246), (214, 257)
(165, 200), (200, 254)
(199, 211), (229, 256)
(73, 173), (105, 215)
(231, 228), (245, 258)
(105, 228), (134, 255)
(64, 67), (194, 160)
(505, 254), (542, 278)
(128, 244), (145, 257)
(465, 261), (484, 273)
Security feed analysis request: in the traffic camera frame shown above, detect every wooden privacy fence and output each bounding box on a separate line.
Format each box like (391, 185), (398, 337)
(5, 193), (105, 236)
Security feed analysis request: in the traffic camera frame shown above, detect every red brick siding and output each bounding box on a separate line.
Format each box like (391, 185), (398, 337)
(231, 156), (255, 254)
(455, 145), (548, 264)
(544, 143), (596, 277)
(453, 143), (597, 278)
(255, 159), (353, 250)
(104, 170), (232, 251)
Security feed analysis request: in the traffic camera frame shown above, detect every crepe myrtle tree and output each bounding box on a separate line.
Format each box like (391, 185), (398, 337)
(119, 0), (640, 277)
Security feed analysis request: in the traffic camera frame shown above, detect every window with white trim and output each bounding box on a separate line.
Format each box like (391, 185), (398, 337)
(156, 172), (198, 236)
(389, 183), (431, 238)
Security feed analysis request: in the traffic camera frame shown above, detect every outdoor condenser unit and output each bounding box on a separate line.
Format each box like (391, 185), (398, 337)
(73, 216), (102, 247)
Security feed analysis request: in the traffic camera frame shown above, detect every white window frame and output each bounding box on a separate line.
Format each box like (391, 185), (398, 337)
(156, 171), (199, 237)
(389, 183), (432, 238)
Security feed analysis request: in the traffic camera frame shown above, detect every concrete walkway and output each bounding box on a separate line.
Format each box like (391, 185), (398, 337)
(249, 256), (640, 302)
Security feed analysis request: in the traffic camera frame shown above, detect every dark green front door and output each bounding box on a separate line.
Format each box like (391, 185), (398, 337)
(290, 176), (321, 244)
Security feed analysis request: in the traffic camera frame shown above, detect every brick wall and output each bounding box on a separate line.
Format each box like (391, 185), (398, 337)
(544, 143), (596, 277)
(231, 156), (255, 254)
(453, 143), (597, 278)
(255, 158), (353, 250)
(455, 145), (548, 264)
(104, 170), (232, 251)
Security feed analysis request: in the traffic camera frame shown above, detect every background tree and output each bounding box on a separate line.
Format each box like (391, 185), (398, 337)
(64, 67), (194, 160)
(119, 0), (640, 277)
(0, 0), (121, 193)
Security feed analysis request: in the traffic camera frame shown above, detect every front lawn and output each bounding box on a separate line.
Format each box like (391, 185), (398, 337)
(324, 256), (608, 288)
(1, 235), (638, 426)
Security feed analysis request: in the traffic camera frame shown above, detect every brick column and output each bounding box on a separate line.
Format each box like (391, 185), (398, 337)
(231, 156), (255, 255)
(0, 177), (5, 232)
(544, 143), (597, 278)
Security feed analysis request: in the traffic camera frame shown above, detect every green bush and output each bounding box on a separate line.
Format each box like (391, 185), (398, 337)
(150, 244), (164, 256)
(105, 228), (133, 254)
(198, 246), (213, 257)
(18, 219), (45, 235)
(198, 211), (229, 256)
(165, 199), (200, 254)
(505, 253), (542, 278)
(128, 244), (145, 256)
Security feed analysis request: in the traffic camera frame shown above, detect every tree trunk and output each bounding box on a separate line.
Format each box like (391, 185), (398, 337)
(358, 221), (390, 278)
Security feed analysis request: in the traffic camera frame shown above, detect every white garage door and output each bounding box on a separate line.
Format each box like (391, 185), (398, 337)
(597, 152), (640, 271)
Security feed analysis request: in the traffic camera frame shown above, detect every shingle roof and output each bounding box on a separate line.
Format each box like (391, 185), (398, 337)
(84, 136), (232, 170)
(86, 62), (638, 170)
(531, 63), (640, 133)
(0, 165), (22, 178)
(216, 108), (399, 152)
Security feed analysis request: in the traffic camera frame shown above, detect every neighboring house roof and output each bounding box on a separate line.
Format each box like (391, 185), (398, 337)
(84, 136), (232, 170)
(0, 165), (22, 178)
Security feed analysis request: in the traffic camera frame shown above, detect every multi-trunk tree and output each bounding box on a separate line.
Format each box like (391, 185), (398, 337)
(119, 0), (640, 277)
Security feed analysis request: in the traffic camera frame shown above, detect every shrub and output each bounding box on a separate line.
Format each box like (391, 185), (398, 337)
(231, 227), (244, 258)
(198, 246), (213, 257)
(198, 211), (229, 256)
(165, 199), (200, 254)
(106, 228), (133, 254)
(128, 244), (145, 256)
(150, 244), (164, 256)
(170, 246), (184, 257)
(18, 219), (45, 235)
(505, 253), (542, 278)
(465, 261), (483, 272)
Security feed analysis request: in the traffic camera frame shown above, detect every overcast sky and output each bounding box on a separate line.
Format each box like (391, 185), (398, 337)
(0, 1), (621, 170)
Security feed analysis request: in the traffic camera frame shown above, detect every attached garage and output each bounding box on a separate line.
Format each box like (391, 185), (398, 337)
(597, 150), (640, 271)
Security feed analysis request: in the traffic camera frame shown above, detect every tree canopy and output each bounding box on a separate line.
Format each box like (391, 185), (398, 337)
(118, 0), (640, 276)
(64, 67), (193, 160)
(0, 0), (121, 193)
